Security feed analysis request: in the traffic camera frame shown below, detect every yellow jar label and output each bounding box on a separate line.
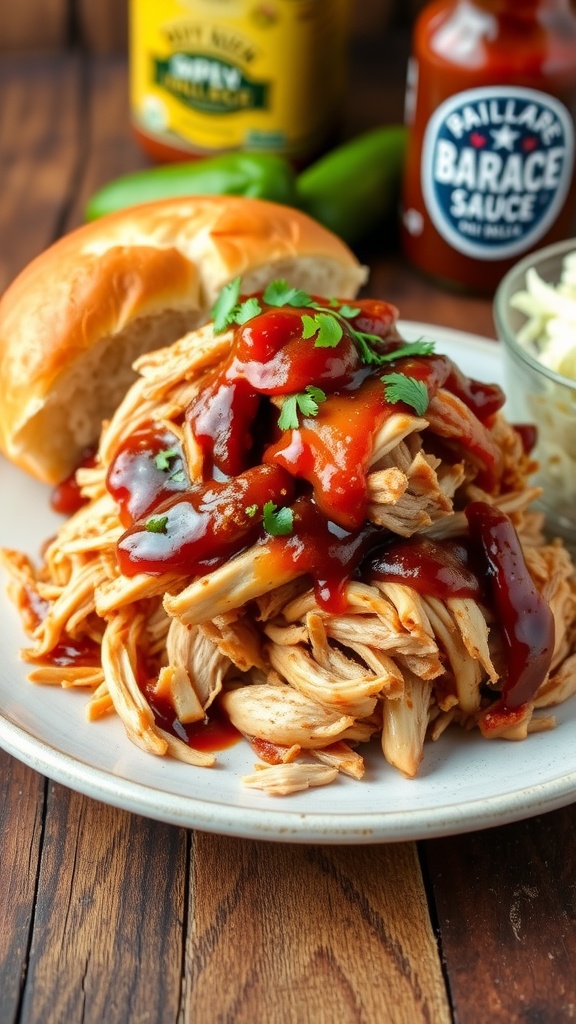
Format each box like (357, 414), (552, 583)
(130, 0), (349, 158)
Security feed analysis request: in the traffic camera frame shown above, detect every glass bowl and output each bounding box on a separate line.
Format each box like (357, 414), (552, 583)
(494, 237), (576, 545)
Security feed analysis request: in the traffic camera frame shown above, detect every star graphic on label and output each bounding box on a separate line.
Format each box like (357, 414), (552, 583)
(490, 124), (521, 151)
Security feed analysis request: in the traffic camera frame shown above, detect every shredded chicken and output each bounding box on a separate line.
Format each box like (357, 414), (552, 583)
(2, 306), (576, 798)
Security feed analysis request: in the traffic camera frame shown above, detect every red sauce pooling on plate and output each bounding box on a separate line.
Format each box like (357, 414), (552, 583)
(146, 681), (241, 751)
(40, 635), (102, 669)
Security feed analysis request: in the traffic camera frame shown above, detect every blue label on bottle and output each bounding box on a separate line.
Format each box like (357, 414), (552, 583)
(421, 86), (574, 261)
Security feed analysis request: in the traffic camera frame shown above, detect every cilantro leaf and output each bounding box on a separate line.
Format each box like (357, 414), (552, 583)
(235, 297), (262, 325)
(263, 501), (294, 537)
(381, 373), (430, 416)
(154, 447), (179, 471)
(379, 339), (436, 363)
(297, 384), (326, 416)
(314, 314), (344, 348)
(277, 394), (299, 430)
(263, 280), (314, 308)
(211, 279), (262, 332)
(352, 332), (386, 365)
(301, 312), (343, 348)
(212, 277), (241, 333)
(277, 385), (327, 430)
(145, 515), (169, 534)
(307, 302), (386, 364)
(301, 314), (319, 340)
(337, 304), (361, 319)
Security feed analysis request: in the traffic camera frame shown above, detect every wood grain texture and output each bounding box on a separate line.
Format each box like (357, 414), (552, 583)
(1, 14), (575, 1024)
(64, 55), (150, 233)
(0, 54), (82, 291)
(424, 806), (576, 1024)
(19, 784), (187, 1024)
(76, 0), (128, 55)
(0, 0), (68, 52)
(366, 253), (498, 338)
(185, 835), (451, 1023)
(0, 751), (45, 1024)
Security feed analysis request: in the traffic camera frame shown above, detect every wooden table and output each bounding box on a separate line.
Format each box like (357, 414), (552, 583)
(1, 28), (575, 1024)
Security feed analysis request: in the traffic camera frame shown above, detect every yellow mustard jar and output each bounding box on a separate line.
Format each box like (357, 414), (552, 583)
(129, 0), (350, 164)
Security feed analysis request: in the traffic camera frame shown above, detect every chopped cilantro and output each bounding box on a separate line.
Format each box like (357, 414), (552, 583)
(154, 447), (187, 485)
(278, 385), (327, 430)
(379, 339), (436, 363)
(381, 373), (430, 416)
(337, 304), (361, 319)
(301, 312), (343, 348)
(212, 279), (437, 368)
(263, 501), (294, 537)
(277, 396), (299, 430)
(145, 515), (169, 534)
(212, 277), (262, 333)
(234, 296), (262, 325)
(212, 277), (242, 333)
(263, 280), (314, 308)
(297, 384), (327, 416)
(245, 504), (258, 518)
(154, 447), (179, 471)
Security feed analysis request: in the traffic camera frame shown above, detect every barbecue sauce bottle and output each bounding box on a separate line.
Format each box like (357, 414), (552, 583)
(401, 0), (576, 292)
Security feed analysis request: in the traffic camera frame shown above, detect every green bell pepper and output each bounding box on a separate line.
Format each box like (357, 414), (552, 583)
(85, 151), (299, 221)
(295, 125), (408, 245)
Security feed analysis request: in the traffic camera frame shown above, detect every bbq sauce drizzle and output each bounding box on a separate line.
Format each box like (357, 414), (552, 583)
(101, 290), (551, 710)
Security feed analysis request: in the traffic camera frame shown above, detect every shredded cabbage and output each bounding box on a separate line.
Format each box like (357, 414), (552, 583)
(511, 251), (576, 378)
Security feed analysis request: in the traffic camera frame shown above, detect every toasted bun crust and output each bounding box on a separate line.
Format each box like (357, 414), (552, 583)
(0, 196), (367, 484)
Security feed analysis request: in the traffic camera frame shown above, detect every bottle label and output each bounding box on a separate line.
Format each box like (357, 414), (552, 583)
(421, 86), (575, 261)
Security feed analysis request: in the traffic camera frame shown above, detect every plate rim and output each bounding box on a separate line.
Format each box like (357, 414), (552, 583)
(0, 704), (575, 843)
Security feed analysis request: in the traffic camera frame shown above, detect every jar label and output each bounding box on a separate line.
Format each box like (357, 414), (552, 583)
(130, 0), (349, 159)
(421, 86), (575, 261)
(153, 54), (269, 116)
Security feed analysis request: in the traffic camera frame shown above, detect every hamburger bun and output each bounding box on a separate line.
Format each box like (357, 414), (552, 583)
(0, 196), (367, 484)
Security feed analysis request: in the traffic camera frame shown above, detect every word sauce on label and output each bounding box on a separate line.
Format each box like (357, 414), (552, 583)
(421, 86), (575, 260)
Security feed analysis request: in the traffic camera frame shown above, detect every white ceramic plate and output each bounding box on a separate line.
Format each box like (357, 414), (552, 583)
(1, 322), (575, 844)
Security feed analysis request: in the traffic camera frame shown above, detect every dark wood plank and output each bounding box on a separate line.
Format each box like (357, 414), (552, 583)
(0, 751), (46, 1024)
(0, 48), (87, 1024)
(0, 54), (82, 292)
(366, 253), (498, 337)
(345, 27), (409, 136)
(64, 54), (150, 232)
(424, 805), (576, 1024)
(76, 0), (128, 55)
(0, 0), (68, 52)
(20, 784), (187, 1024)
(185, 835), (451, 1023)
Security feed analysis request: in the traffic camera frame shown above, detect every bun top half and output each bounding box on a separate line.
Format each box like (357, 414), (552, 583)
(0, 196), (367, 484)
